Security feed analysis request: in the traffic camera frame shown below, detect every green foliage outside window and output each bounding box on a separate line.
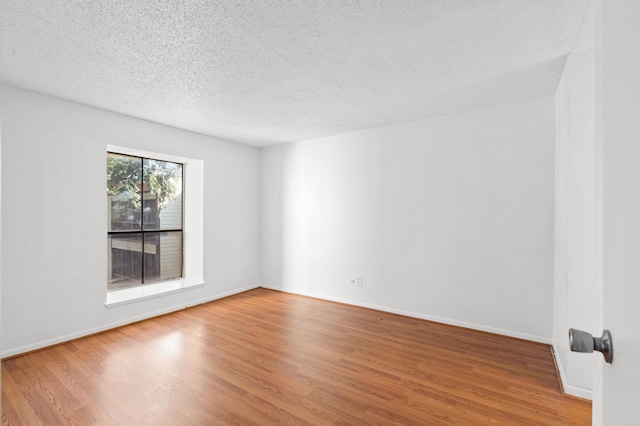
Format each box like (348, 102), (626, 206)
(107, 154), (181, 212)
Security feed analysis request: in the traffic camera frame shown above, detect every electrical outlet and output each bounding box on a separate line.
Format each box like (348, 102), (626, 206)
(356, 276), (363, 286)
(242, 267), (248, 275)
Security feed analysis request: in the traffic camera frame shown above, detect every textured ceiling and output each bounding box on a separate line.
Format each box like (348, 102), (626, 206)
(1, 0), (593, 147)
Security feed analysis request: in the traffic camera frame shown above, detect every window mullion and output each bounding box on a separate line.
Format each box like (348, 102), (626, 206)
(140, 157), (145, 284)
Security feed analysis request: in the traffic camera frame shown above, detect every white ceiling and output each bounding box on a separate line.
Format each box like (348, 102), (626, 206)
(1, 0), (593, 147)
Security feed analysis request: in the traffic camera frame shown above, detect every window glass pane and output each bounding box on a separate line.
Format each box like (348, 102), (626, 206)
(108, 234), (143, 290)
(107, 153), (141, 231)
(143, 231), (183, 283)
(142, 159), (183, 230)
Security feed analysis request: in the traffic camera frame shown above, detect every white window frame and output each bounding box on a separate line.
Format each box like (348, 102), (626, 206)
(105, 145), (204, 307)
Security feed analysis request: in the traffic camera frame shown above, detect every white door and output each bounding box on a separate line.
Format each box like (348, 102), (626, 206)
(596, 0), (640, 424)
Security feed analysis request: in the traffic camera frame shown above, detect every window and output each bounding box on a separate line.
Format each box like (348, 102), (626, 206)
(107, 152), (184, 291)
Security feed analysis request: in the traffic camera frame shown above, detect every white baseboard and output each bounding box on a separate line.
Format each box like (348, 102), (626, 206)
(551, 343), (593, 400)
(260, 284), (552, 344)
(1, 284), (259, 359)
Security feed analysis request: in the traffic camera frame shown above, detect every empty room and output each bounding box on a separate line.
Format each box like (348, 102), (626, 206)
(1, 0), (639, 425)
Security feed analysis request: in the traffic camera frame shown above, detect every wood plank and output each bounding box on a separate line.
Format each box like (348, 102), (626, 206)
(2, 288), (591, 425)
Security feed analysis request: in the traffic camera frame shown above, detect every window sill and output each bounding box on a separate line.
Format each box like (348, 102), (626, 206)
(105, 280), (204, 308)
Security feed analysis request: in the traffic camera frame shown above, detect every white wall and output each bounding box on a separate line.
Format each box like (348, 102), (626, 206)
(1, 85), (260, 356)
(553, 49), (596, 399)
(261, 96), (555, 341)
(1, 86), (3, 375)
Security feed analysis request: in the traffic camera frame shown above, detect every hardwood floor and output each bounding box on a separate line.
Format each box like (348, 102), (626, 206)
(2, 288), (591, 425)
